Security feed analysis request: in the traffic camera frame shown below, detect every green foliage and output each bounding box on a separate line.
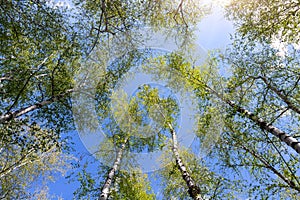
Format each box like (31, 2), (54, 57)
(0, 0), (81, 129)
(74, 0), (209, 51)
(207, 115), (300, 199)
(73, 162), (98, 200)
(142, 52), (210, 99)
(0, 0), (211, 199)
(136, 84), (180, 129)
(226, 0), (300, 44)
(4, 0), (300, 199)
(0, 119), (72, 199)
(146, 48), (300, 198)
(196, 105), (224, 155)
(206, 3), (300, 195)
(223, 35), (300, 120)
(110, 169), (155, 200)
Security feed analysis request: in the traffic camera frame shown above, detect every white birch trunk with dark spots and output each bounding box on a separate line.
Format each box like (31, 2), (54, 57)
(167, 122), (203, 200)
(99, 138), (127, 200)
(226, 97), (300, 154)
(207, 86), (300, 154)
(186, 70), (300, 154)
(0, 89), (73, 123)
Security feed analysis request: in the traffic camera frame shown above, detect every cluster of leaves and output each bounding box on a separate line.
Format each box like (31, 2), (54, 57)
(0, 0), (80, 110)
(3, 0), (300, 199)
(0, 1), (80, 198)
(141, 45), (300, 198)
(74, 0), (209, 53)
(110, 169), (155, 200)
(0, 119), (72, 199)
(226, 0), (300, 44)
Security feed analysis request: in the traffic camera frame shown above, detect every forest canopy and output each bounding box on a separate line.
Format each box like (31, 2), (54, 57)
(0, 0), (300, 199)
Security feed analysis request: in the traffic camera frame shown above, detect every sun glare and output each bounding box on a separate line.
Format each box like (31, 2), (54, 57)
(211, 0), (232, 7)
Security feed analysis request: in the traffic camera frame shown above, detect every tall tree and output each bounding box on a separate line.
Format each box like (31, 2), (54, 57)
(97, 87), (169, 199)
(72, 90), (162, 199)
(137, 85), (204, 200)
(219, 2), (300, 196)
(144, 53), (300, 154)
(142, 52), (300, 198)
(0, 0), (209, 124)
(0, 2), (80, 198)
(0, 1), (211, 199)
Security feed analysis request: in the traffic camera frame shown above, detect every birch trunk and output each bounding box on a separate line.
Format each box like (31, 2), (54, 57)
(99, 138), (128, 200)
(212, 88), (300, 154)
(0, 89), (73, 123)
(167, 122), (203, 200)
(186, 70), (300, 154)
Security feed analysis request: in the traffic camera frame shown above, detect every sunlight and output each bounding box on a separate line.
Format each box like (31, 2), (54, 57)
(211, 0), (233, 7)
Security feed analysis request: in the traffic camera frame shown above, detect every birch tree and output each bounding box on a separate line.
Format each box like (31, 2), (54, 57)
(0, 0), (208, 124)
(71, 129), (157, 200)
(136, 85), (204, 200)
(208, 114), (300, 198)
(219, 2), (300, 196)
(136, 85), (238, 199)
(1, 1), (211, 199)
(211, 31), (300, 198)
(143, 52), (300, 198)
(144, 53), (300, 154)
(158, 148), (236, 200)
(98, 131), (129, 200)
(72, 85), (163, 199)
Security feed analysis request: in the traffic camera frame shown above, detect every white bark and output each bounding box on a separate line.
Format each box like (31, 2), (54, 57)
(206, 85), (300, 154)
(0, 149), (34, 179)
(99, 138), (128, 200)
(185, 69), (300, 154)
(0, 89), (73, 123)
(167, 122), (203, 200)
(226, 98), (300, 154)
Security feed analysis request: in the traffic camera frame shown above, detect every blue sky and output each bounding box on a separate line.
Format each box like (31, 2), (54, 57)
(45, 2), (235, 200)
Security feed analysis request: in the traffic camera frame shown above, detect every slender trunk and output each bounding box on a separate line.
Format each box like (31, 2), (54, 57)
(187, 72), (300, 154)
(167, 122), (203, 200)
(209, 86), (300, 154)
(0, 89), (73, 123)
(99, 138), (128, 200)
